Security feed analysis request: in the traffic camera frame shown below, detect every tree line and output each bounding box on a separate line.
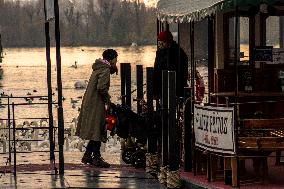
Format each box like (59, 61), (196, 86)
(0, 0), (157, 47)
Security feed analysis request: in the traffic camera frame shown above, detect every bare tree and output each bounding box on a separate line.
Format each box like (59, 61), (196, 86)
(97, 0), (117, 40)
(0, 0), (156, 47)
(63, 1), (83, 46)
(133, 0), (143, 42)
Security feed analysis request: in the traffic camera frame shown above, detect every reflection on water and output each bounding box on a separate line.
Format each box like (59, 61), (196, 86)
(0, 46), (157, 121)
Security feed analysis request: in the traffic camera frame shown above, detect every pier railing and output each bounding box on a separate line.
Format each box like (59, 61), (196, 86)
(0, 95), (58, 176)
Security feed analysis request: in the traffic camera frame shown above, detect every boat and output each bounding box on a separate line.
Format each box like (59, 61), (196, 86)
(157, 0), (284, 187)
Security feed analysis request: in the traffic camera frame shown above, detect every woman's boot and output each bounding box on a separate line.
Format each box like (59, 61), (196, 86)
(92, 155), (110, 168)
(82, 151), (93, 165)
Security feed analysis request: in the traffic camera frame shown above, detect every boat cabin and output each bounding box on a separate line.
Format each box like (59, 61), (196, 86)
(157, 0), (284, 187)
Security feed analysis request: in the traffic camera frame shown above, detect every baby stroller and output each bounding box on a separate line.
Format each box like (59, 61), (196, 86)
(106, 103), (149, 168)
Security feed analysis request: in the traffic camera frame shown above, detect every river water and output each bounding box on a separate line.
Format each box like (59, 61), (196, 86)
(0, 46), (209, 166)
(0, 46), (158, 165)
(0, 46), (157, 123)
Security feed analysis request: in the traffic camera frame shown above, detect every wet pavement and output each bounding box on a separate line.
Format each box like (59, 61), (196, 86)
(0, 151), (165, 188)
(0, 166), (165, 189)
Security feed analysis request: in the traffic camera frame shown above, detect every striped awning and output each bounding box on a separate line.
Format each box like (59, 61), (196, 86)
(157, 0), (282, 23)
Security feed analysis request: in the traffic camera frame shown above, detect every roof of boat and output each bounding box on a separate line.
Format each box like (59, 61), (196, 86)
(157, 0), (283, 22)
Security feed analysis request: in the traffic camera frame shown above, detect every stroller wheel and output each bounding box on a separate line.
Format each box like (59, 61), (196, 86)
(131, 150), (146, 168)
(122, 148), (135, 164)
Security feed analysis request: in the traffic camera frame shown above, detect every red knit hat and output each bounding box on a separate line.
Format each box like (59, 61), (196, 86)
(157, 31), (173, 43)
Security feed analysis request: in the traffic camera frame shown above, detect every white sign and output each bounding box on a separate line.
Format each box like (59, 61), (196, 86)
(272, 48), (284, 64)
(45, 0), (55, 21)
(194, 104), (235, 154)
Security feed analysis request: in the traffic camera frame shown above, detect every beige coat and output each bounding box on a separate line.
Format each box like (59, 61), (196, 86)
(75, 59), (111, 142)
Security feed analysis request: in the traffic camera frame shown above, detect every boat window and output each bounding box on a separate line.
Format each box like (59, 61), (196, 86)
(227, 16), (250, 65)
(266, 16), (283, 48)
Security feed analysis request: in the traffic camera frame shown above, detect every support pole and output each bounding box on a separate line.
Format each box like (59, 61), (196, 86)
(145, 67), (159, 175)
(233, 2), (240, 187)
(125, 63), (131, 109)
(167, 71), (181, 188)
(54, 0), (64, 175)
(190, 21), (197, 176)
(120, 63), (126, 106)
(44, 0), (55, 162)
(159, 69), (169, 186)
(12, 103), (16, 176)
(280, 17), (284, 48)
(168, 71), (178, 170)
(161, 70), (168, 166)
(7, 97), (11, 164)
(146, 67), (156, 153)
(183, 87), (192, 172)
(136, 65), (143, 114)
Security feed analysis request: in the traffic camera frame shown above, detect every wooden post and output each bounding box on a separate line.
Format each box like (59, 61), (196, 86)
(161, 70), (168, 166)
(136, 65), (143, 114)
(231, 157), (238, 187)
(125, 63), (131, 109)
(183, 87), (192, 172)
(208, 17), (215, 98)
(275, 16), (282, 163)
(120, 63), (126, 106)
(224, 157), (232, 185)
(54, 0), (65, 175)
(280, 17), (284, 48)
(168, 71), (179, 170)
(146, 67), (156, 153)
(7, 97), (11, 163)
(190, 21), (197, 176)
(12, 103), (16, 176)
(44, 0), (55, 162)
(207, 153), (211, 182)
(210, 154), (218, 181)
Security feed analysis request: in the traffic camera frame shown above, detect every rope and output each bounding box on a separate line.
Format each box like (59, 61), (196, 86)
(145, 153), (158, 174)
(158, 165), (168, 185)
(167, 169), (181, 188)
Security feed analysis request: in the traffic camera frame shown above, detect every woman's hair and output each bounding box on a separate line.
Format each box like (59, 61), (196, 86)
(102, 49), (118, 61)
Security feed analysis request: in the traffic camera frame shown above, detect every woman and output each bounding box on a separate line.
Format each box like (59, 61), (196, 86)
(76, 49), (118, 168)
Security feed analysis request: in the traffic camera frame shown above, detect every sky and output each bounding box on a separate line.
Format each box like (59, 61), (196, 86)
(143, 0), (157, 7)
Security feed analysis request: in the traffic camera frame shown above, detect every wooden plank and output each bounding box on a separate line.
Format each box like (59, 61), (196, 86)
(238, 137), (284, 150)
(242, 118), (284, 128)
(210, 91), (284, 97)
(238, 137), (284, 141)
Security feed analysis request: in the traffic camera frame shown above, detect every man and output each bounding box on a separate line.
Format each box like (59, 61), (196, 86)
(153, 30), (188, 100)
(76, 49), (118, 168)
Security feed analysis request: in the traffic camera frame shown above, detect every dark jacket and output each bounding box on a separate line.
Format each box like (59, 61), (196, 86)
(153, 41), (188, 98)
